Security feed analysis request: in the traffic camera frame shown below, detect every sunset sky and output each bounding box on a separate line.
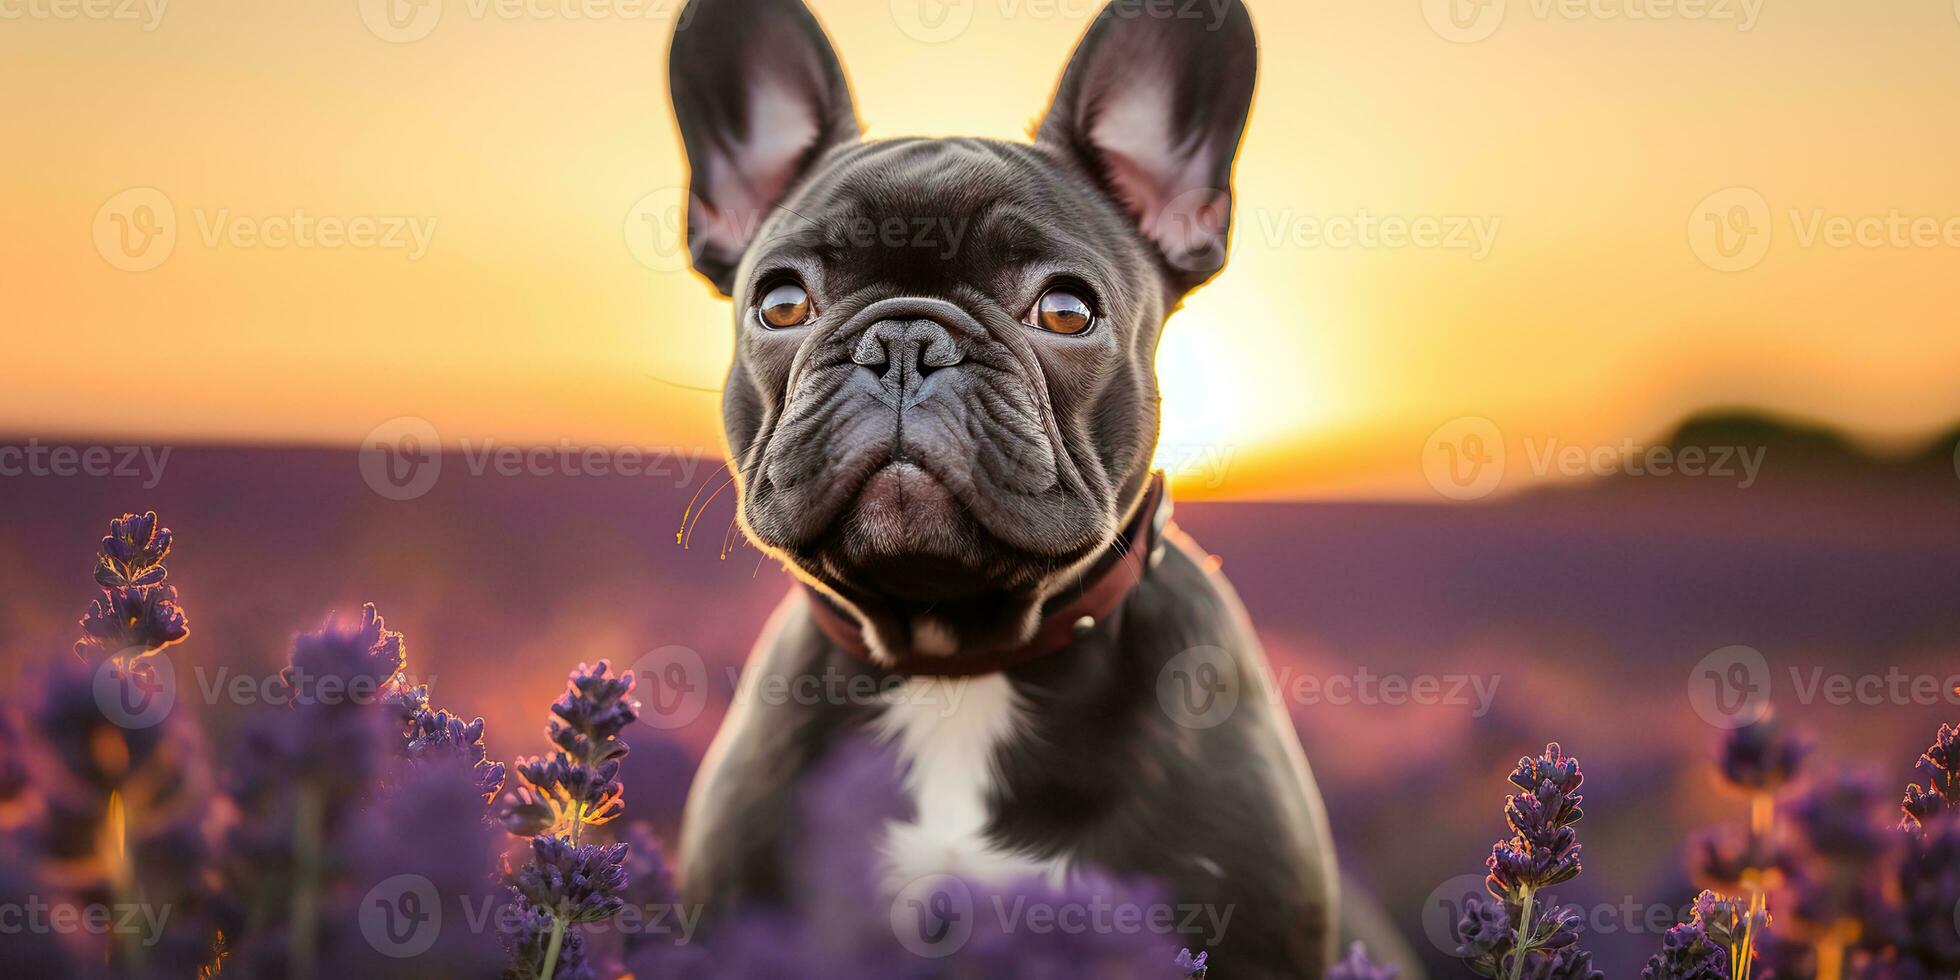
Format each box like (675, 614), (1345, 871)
(4, 0), (1959, 499)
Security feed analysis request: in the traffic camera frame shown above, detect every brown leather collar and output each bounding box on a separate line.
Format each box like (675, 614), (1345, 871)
(802, 473), (1173, 677)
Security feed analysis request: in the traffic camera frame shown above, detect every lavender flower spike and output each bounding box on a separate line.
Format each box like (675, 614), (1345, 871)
(500, 660), (638, 839)
(1175, 947), (1210, 978)
(1903, 723), (1960, 832)
(404, 708), (507, 804)
(1718, 714), (1811, 794)
(1488, 743), (1586, 901)
(75, 512), (189, 660)
(1328, 942), (1400, 980)
(1642, 920), (1727, 980)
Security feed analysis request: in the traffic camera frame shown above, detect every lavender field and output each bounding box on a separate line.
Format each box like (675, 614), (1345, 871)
(2, 421), (1957, 977)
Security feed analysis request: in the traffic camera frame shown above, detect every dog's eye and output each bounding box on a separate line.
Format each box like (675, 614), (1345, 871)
(1024, 288), (1094, 335)
(757, 282), (812, 328)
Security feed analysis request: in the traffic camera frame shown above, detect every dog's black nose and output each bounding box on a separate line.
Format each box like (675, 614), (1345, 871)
(851, 318), (964, 400)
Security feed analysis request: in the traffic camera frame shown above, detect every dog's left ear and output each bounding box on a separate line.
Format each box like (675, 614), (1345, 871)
(669, 0), (860, 295)
(1037, 1), (1258, 296)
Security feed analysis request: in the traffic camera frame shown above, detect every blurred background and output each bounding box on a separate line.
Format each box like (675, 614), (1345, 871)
(4, 0), (1960, 974)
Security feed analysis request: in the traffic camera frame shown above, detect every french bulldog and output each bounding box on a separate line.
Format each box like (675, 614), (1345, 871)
(668, 0), (1339, 974)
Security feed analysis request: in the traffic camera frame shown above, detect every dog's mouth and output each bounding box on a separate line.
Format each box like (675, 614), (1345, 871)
(808, 459), (1031, 602)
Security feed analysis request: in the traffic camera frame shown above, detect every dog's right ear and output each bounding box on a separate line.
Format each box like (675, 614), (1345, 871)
(669, 0), (859, 295)
(1037, 0), (1257, 297)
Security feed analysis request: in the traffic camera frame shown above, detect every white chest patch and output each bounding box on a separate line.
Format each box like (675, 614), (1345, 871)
(873, 674), (1068, 890)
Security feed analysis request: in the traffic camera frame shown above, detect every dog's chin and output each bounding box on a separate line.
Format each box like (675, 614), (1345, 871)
(810, 461), (1018, 602)
(777, 460), (1134, 657)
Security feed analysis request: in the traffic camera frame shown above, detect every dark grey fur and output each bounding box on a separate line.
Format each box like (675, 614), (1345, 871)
(667, 1), (1340, 975)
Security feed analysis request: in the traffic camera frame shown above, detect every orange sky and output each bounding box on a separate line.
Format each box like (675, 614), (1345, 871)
(4, 0), (1959, 500)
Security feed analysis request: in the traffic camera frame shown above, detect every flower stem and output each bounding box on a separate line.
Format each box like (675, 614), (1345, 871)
(1734, 791), (1773, 980)
(1750, 792), (1774, 837)
(1507, 888), (1537, 980)
(289, 783), (324, 980)
(538, 915), (567, 980)
(102, 790), (146, 971)
(1814, 920), (1854, 980)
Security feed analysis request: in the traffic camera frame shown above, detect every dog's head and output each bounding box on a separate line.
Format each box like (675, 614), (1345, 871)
(669, 0), (1256, 660)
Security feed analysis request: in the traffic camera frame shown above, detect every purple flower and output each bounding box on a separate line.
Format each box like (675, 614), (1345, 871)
(1175, 947), (1210, 978)
(403, 708), (506, 804)
(1902, 724), (1960, 832)
(227, 602), (502, 976)
(1692, 890), (1767, 958)
(1488, 744), (1587, 900)
(1889, 809), (1960, 973)
(1720, 715), (1812, 793)
(96, 510), (172, 586)
(507, 901), (597, 980)
(500, 661), (637, 839)
(546, 660), (639, 761)
(1787, 772), (1898, 863)
(500, 662), (640, 979)
(329, 763), (509, 978)
(1781, 772), (1903, 942)
(1458, 743), (1600, 979)
(281, 603), (409, 708)
(1692, 826), (1787, 893)
(1328, 942), (1398, 980)
(1754, 924), (1816, 979)
(75, 584), (190, 659)
(75, 513), (189, 660)
(14, 511), (227, 975)
(1643, 921), (1728, 980)
(512, 836), (630, 925)
(504, 753), (624, 836)
(1524, 946), (1606, 980)
(1455, 894), (1515, 973)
